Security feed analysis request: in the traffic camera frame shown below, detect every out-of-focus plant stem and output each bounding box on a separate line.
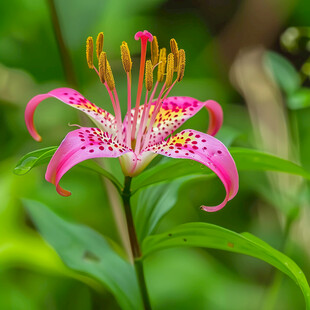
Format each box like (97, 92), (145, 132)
(46, 0), (78, 88)
(122, 176), (152, 310)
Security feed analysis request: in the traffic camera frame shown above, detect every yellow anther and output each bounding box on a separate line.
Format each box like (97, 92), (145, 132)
(105, 60), (115, 91)
(157, 48), (167, 82)
(151, 36), (159, 66)
(177, 49), (185, 82)
(99, 52), (107, 84)
(121, 41), (132, 73)
(166, 53), (174, 88)
(86, 36), (94, 69)
(170, 38), (179, 72)
(96, 32), (104, 59)
(145, 60), (153, 91)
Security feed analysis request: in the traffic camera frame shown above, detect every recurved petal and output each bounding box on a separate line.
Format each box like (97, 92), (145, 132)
(25, 87), (116, 141)
(123, 96), (223, 147)
(45, 127), (132, 196)
(145, 129), (238, 212)
(147, 97), (223, 146)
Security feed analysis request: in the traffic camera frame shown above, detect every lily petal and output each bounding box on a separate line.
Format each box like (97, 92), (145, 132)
(45, 127), (132, 196)
(123, 96), (223, 146)
(145, 129), (238, 212)
(25, 87), (116, 141)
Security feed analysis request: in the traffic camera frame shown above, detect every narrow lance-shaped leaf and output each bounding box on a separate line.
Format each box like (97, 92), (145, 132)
(132, 147), (310, 193)
(24, 199), (143, 310)
(133, 176), (196, 242)
(143, 222), (310, 309)
(14, 146), (57, 175)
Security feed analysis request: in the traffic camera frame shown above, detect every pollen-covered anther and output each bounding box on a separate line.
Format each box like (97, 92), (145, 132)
(86, 36), (94, 69)
(157, 48), (167, 82)
(177, 49), (186, 82)
(96, 32), (104, 59)
(170, 38), (179, 72)
(99, 52), (107, 83)
(151, 36), (159, 66)
(121, 42), (132, 73)
(166, 53), (174, 88)
(105, 60), (115, 91)
(145, 60), (153, 91)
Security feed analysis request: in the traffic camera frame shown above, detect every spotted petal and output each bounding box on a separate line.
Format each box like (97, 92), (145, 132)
(25, 87), (116, 141)
(145, 129), (238, 212)
(45, 127), (132, 196)
(123, 96), (223, 146)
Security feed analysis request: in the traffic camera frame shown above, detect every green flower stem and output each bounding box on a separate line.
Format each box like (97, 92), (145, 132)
(122, 176), (152, 310)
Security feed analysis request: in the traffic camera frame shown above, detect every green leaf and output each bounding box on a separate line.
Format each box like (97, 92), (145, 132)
(264, 51), (300, 95)
(215, 126), (241, 147)
(133, 177), (194, 242)
(14, 146), (57, 175)
(14, 147), (122, 192)
(143, 222), (310, 309)
(287, 87), (310, 110)
(230, 147), (310, 178)
(23, 199), (142, 310)
(132, 147), (310, 194)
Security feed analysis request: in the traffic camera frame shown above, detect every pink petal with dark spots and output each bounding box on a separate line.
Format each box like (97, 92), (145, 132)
(145, 129), (238, 212)
(45, 127), (133, 196)
(25, 88), (116, 141)
(123, 96), (223, 147)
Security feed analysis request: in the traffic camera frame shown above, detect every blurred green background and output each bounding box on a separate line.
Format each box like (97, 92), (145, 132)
(1, 0), (310, 309)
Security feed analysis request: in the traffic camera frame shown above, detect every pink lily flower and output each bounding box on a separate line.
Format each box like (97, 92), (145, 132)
(25, 30), (238, 212)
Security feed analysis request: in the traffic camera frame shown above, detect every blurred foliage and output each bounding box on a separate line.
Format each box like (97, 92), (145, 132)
(1, 0), (310, 309)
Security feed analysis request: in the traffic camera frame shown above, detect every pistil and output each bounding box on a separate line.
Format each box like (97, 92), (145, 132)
(131, 31), (153, 140)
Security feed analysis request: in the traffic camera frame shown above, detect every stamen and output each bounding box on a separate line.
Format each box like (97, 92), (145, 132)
(86, 36), (94, 69)
(177, 49), (186, 82)
(121, 42), (132, 73)
(125, 72), (132, 147)
(96, 32), (104, 59)
(151, 36), (159, 66)
(113, 88), (124, 142)
(99, 52), (107, 83)
(165, 53), (174, 88)
(105, 60), (115, 91)
(170, 38), (179, 72)
(157, 48), (167, 82)
(145, 60), (153, 91)
(141, 82), (166, 150)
